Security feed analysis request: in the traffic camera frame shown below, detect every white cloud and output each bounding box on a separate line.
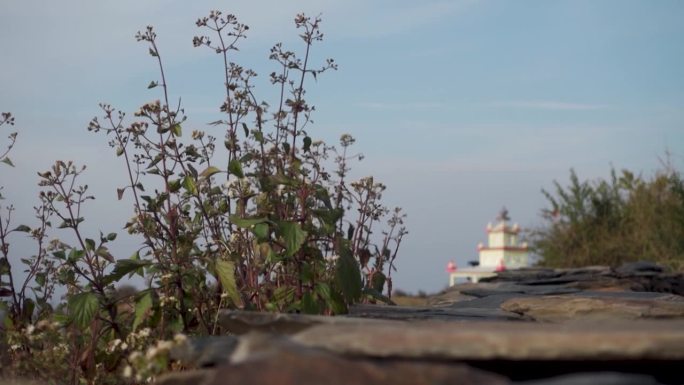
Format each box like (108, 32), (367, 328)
(492, 100), (608, 111)
(360, 101), (446, 110)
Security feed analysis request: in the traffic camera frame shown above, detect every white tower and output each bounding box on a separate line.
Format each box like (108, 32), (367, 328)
(478, 207), (529, 269)
(447, 207), (529, 285)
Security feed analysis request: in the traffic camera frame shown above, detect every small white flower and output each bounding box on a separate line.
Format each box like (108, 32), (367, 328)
(25, 325), (35, 335)
(122, 365), (133, 378)
(158, 340), (174, 351)
(145, 346), (159, 360)
(108, 338), (122, 352)
(173, 333), (187, 344)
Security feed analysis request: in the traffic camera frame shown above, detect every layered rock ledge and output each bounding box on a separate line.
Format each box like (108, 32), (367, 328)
(158, 262), (684, 385)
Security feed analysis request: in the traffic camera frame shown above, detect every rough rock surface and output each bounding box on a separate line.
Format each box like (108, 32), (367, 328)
(501, 294), (684, 322)
(160, 333), (509, 385)
(157, 262), (684, 385)
(292, 319), (684, 361)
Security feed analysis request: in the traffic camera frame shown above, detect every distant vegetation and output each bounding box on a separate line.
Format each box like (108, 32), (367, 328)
(0, 12), (406, 384)
(532, 162), (684, 271)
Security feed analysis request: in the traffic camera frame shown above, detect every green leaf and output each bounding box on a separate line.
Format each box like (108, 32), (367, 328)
(35, 272), (45, 287)
(12, 225), (31, 233)
(148, 47), (158, 57)
(171, 123), (182, 137)
(252, 223), (270, 241)
(147, 81), (158, 89)
(270, 174), (298, 187)
(22, 298), (35, 322)
(106, 232), (117, 241)
(187, 164), (198, 179)
(117, 188), (125, 200)
(228, 159), (244, 178)
(316, 283), (347, 314)
(299, 260), (314, 283)
(168, 179), (181, 193)
(85, 238), (96, 251)
(1, 157), (14, 167)
(362, 287), (393, 304)
(334, 241), (362, 304)
(229, 215), (268, 229)
(200, 166), (222, 179)
(116, 147), (124, 156)
(303, 136), (312, 152)
(278, 221), (307, 256)
(272, 286), (296, 305)
(105, 259), (151, 285)
(52, 250), (66, 260)
(168, 316), (183, 333)
(241, 123), (249, 137)
(0, 301), (13, 329)
(147, 154), (163, 170)
(300, 292), (320, 314)
(67, 248), (85, 262)
(215, 259), (241, 306)
(133, 291), (153, 331)
(314, 186), (333, 209)
(182, 175), (198, 195)
(68, 292), (99, 328)
(313, 208), (343, 227)
(240, 153), (255, 163)
(370, 271), (386, 293)
(0, 258), (10, 275)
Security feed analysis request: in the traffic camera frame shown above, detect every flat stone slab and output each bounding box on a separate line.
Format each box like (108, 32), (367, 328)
(218, 309), (393, 335)
(501, 295), (684, 322)
(348, 303), (525, 321)
(516, 372), (662, 385)
(170, 336), (239, 368)
(292, 319), (684, 361)
(449, 293), (535, 309)
(158, 332), (509, 385)
(571, 290), (684, 300)
(460, 284), (581, 298)
(154, 263), (684, 385)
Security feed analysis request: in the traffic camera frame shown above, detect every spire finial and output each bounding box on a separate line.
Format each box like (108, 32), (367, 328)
(497, 206), (510, 222)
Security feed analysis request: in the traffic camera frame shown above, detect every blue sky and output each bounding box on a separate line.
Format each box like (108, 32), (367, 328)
(1, 0), (683, 293)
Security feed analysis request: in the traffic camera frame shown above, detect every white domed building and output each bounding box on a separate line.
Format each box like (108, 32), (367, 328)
(447, 208), (529, 286)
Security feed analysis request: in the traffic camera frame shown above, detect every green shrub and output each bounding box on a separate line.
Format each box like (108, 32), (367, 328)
(0, 11), (407, 384)
(531, 164), (684, 271)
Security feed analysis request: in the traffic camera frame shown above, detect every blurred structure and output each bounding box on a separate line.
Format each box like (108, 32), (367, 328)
(448, 208), (529, 286)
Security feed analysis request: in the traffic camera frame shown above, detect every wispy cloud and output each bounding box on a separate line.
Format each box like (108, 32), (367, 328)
(360, 101), (445, 110)
(492, 100), (608, 111)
